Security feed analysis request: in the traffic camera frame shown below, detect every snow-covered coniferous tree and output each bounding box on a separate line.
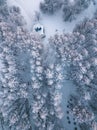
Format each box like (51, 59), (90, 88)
(40, 0), (63, 14)
(63, 0), (92, 21)
(0, 0), (6, 6)
(0, 2), (65, 130)
(49, 17), (97, 129)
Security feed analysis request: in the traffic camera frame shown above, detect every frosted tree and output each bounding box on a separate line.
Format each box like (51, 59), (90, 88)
(0, 2), (26, 27)
(9, 6), (26, 26)
(0, 113), (5, 130)
(0, 0), (6, 6)
(30, 42), (64, 130)
(40, 0), (63, 14)
(0, 22), (64, 130)
(49, 17), (97, 129)
(0, 3), (40, 130)
(40, 0), (95, 21)
(43, 63), (64, 130)
(67, 95), (94, 127)
(0, 2), (65, 130)
(72, 18), (97, 89)
(68, 18), (97, 129)
(63, 0), (92, 21)
(50, 18), (97, 94)
(0, 21), (42, 130)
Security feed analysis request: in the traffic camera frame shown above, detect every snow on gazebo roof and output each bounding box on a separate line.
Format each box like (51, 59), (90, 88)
(32, 23), (45, 38)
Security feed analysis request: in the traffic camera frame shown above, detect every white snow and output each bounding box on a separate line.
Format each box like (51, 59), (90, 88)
(84, 92), (91, 100)
(7, 0), (43, 29)
(7, 0), (96, 38)
(7, 0), (97, 130)
(33, 23), (45, 38)
(61, 80), (80, 130)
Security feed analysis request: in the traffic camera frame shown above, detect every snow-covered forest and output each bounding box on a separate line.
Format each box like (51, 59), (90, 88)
(0, 0), (97, 130)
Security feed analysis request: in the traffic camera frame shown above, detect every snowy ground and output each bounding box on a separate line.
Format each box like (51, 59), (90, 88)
(7, 0), (97, 130)
(8, 0), (96, 38)
(61, 80), (80, 130)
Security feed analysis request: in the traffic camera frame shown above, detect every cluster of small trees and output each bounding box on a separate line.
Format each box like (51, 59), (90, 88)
(49, 16), (97, 129)
(40, 0), (95, 21)
(40, 0), (63, 14)
(0, 1), (64, 130)
(63, 0), (92, 21)
(1, 0), (97, 130)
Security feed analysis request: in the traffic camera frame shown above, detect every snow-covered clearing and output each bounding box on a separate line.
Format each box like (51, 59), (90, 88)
(8, 0), (96, 38)
(7, 0), (97, 130)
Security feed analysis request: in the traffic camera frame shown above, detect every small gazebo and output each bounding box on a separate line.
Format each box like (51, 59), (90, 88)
(32, 23), (45, 38)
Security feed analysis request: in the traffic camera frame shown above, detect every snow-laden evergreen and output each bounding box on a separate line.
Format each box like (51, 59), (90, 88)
(0, 2), (64, 130)
(0, 0), (97, 130)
